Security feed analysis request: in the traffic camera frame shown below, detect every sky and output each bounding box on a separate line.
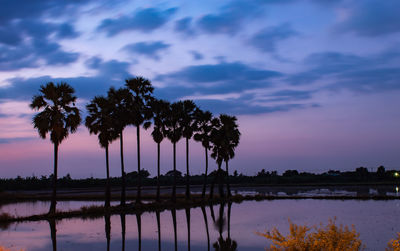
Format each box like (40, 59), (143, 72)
(0, 0), (399, 178)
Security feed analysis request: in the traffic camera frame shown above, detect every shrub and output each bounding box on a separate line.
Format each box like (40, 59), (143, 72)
(387, 233), (400, 251)
(257, 218), (363, 251)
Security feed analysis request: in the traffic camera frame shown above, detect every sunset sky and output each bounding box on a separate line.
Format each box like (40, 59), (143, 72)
(0, 0), (399, 178)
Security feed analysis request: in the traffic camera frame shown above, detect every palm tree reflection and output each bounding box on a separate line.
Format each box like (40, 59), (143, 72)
(156, 210), (161, 251)
(171, 208), (178, 251)
(105, 214), (111, 251)
(201, 206), (211, 251)
(48, 219), (57, 251)
(186, 207), (191, 251)
(136, 213), (142, 251)
(212, 202), (238, 251)
(120, 213), (126, 251)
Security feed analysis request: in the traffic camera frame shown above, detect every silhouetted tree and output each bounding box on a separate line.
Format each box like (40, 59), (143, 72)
(125, 77), (154, 204)
(108, 87), (131, 206)
(218, 115), (240, 197)
(166, 101), (184, 202)
(194, 109), (214, 199)
(180, 100), (198, 200)
(150, 99), (170, 201)
(30, 82), (81, 214)
(210, 115), (241, 198)
(85, 96), (115, 207)
(377, 165), (386, 177)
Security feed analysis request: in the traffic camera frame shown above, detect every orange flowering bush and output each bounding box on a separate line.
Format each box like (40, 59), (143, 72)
(0, 247), (24, 251)
(387, 233), (400, 251)
(257, 218), (363, 251)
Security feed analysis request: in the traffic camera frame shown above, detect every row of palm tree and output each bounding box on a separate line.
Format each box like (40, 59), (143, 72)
(30, 77), (240, 214)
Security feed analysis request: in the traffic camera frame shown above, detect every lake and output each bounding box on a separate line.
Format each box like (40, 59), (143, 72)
(1, 198), (400, 250)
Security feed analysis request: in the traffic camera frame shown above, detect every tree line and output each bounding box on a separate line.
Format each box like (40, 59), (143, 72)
(29, 77), (240, 214)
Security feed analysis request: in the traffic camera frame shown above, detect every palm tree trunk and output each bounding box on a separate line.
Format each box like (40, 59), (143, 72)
(218, 163), (224, 199)
(172, 142), (177, 202)
(202, 147), (208, 199)
(185, 137), (190, 200)
(49, 142), (58, 214)
(157, 142), (161, 202)
(120, 131), (126, 206)
(225, 160), (231, 197)
(105, 145), (111, 208)
(136, 125), (141, 204)
(210, 175), (215, 200)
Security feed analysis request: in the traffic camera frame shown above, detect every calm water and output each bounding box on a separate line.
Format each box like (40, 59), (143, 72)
(1, 199), (400, 250)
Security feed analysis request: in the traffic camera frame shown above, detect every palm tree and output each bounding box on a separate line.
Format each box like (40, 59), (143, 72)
(180, 100), (198, 200)
(218, 115), (240, 197)
(30, 82), (81, 214)
(210, 115), (240, 198)
(125, 77), (154, 204)
(210, 117), (224, 199)
(150, 99), (170, 202)
(194, 109), (214, 199)
(85, 96), (116, 207)
(165, 101), (184, 202)
(108, 87), (131, 206)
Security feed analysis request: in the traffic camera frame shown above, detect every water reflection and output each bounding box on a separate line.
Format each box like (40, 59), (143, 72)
(37, 202), (236, 251)
(3, 200), (400, 250)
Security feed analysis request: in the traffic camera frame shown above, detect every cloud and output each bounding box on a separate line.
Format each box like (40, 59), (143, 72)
(0, 58), (132, 101)
(122, 41), (170, 60)
(151, 61), (307, 115)
(336, 0), (400, 37)
(286, 48), (400, 93)
(174, 17), (195, 35)
(190, 51), (203, 60)
(156, 62), (282, 85)
(97, 7), (178, 36)
(195, 0), (294, 36)
(0, 0), (91, 25)
(249, 23), (298, 53)
(195, 97), (311, 115)
(0, 19), (80, 70)
(196, 0), (259, 35)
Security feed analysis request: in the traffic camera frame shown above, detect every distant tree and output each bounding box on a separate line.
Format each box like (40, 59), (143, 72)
(355, 167), (369, 176)
(377, 165), (386, 177)
(283, 170), (299, 177)
(125, 77), (154, 204)
(165, 170), (182, 177)
(30, 82), (81, 214)
(150, 99), (170, 201)
(85, 96), (116, 208)
(108, 87), (131, 206)
(126, 170), (151, 179)
(194, 109), (214, 199)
